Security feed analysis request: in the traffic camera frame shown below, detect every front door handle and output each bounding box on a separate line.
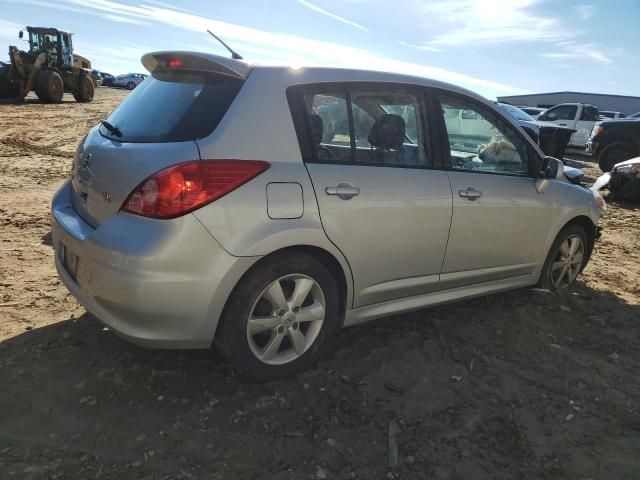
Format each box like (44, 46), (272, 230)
(459, 187), (482, 200)
(325, 183), (360, 200)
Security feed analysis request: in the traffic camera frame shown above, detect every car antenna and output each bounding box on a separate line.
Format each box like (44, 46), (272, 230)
(206, 29), (243, 60)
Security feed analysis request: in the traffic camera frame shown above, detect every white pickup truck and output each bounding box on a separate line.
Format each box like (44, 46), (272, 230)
(536, 103), (600, 147)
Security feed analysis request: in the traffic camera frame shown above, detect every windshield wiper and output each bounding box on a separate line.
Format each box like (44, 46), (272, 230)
(99, 119), (122, 137)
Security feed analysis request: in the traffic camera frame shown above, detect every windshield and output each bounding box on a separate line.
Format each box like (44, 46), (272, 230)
(101, 69), (243, 143)
(497, 103), (535, 122)
(29, 31), (59, 55)
(631, 112), (640, 118)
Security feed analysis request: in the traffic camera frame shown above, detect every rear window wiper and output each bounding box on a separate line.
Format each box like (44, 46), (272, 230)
(99, 119), (122, 138)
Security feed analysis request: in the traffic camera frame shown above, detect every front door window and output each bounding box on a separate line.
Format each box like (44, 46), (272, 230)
(439, 94), (532, 176)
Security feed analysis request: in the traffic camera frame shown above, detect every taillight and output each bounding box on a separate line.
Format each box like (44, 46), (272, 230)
(121, 160), (270, 219)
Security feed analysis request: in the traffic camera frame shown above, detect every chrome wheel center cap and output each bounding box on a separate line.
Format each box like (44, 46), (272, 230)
(282, 312), (295, 325)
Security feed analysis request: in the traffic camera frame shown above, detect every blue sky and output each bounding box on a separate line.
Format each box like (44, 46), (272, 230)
(2, 0), (639, 100)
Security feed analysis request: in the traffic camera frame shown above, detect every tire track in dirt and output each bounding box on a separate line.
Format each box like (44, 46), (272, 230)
(0, 136), (73, 158)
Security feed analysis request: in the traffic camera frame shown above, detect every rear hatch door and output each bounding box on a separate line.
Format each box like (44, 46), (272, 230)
(70, 60), (246, 227)
(71, 134), (200, 227)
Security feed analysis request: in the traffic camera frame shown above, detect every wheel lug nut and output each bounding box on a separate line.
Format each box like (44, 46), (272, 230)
(277, 309), (286, 316)
(292, 322), (299, 330)
(277, 326), (285, 334)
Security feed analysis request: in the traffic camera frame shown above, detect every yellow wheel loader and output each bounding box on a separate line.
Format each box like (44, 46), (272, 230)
(0, 27), (94, 103)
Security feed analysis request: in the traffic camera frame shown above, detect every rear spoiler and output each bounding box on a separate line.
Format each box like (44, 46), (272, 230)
(141, 51), (251, 79)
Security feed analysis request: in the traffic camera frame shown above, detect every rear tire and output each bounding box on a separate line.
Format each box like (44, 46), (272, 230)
(598, 142), (636, 172)
(35, 69), (64, 103)
(126, 81), (135, 90)
(73, 75), (94, 103)
(215, 253), (340, 381)
(538, 225), (589, 290)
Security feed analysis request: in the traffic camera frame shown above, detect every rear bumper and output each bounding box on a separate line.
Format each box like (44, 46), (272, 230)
(51, 180), (259, 349)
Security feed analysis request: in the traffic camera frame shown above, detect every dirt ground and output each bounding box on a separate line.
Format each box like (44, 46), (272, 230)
(1, 88), (639, 480)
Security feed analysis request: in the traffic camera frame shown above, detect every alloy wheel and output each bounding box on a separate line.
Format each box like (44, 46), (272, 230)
(551, 235), (584, 288)
(246, 274), (325, 365)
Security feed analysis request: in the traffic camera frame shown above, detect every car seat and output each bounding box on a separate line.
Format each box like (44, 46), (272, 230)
(367, 114), (405, 163)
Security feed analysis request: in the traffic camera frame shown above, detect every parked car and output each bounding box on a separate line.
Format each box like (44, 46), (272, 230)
(51, 52), (605, 380)
(537, 103), (601, 147)
(519, 106), (546, 117)
(497, 103), (575, 159)
(599, 111), (627, 120)
(113, 73), (147, 89)
(592, 157), (640, 202)
(99, 71), (115, 87)
(586, 117), (640, 171)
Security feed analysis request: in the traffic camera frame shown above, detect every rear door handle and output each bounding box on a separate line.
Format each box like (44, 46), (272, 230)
(325, 183), (360, 200)
(459, 187), (482, 200)
(558, 123), (568, 126)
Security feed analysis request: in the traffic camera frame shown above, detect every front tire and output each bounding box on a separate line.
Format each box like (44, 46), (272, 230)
(216, 253), (340, 381)
(35, 69), (64, 103)
(598, 142), (636, 172)
(73, 75), (94, 102)
(538, 225), (588, 290)
(126, 81), (135, 90)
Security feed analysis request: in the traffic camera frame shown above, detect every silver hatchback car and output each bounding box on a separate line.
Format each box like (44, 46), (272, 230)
(52, 51), (605, 380)
(113, 72), (147, 90)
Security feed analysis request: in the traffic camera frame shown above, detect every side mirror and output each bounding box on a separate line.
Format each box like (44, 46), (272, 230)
(535, 156), (563, 193)
(19, 30), (24, 39)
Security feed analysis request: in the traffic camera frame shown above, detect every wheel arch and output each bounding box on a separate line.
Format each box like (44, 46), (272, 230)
(558, 215), (597, 267)
(599, 138), (638, 152)
(215, 244), (352, 342)
(598, 141), (639, 171)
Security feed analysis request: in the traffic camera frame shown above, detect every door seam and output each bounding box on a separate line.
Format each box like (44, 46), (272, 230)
(439, 172), (455, 275)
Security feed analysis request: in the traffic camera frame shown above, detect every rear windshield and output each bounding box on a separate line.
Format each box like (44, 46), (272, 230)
(100, 69), (243, 143)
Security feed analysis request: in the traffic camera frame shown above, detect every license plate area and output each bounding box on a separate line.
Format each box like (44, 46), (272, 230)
(60, 241), (79, 281)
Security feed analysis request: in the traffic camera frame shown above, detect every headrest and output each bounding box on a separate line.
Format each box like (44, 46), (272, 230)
(368, 114), (405, 150)
(309, 114), (323, 146)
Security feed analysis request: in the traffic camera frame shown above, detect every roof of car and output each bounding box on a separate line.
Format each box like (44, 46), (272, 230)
(141, 51), (488, 103)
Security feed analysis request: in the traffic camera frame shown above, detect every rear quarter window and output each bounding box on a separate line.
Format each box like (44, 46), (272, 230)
(101, 70), (243, 143)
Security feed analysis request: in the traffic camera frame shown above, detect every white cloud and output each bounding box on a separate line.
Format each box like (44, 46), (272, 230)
(142, 0), (200, 15)
(52, 0), (527, 97)
(295, 0), (368, 31)
(7, 0), (94, 17)
(575, 4), (596, 20)
(102, 14), (146, 25)
(417, 0), (573, 47)
(541, 41), (612, 64)
(398, 41), (443, 53)
(0, 19), (24, 41)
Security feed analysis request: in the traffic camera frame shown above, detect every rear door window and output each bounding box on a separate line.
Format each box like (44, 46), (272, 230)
(310, 93), (352, 162)
(544, 105), (578, 121)
(101, 70), (243, 143)
(580, 106), (599, 121)
(299, 85), (429, 167)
